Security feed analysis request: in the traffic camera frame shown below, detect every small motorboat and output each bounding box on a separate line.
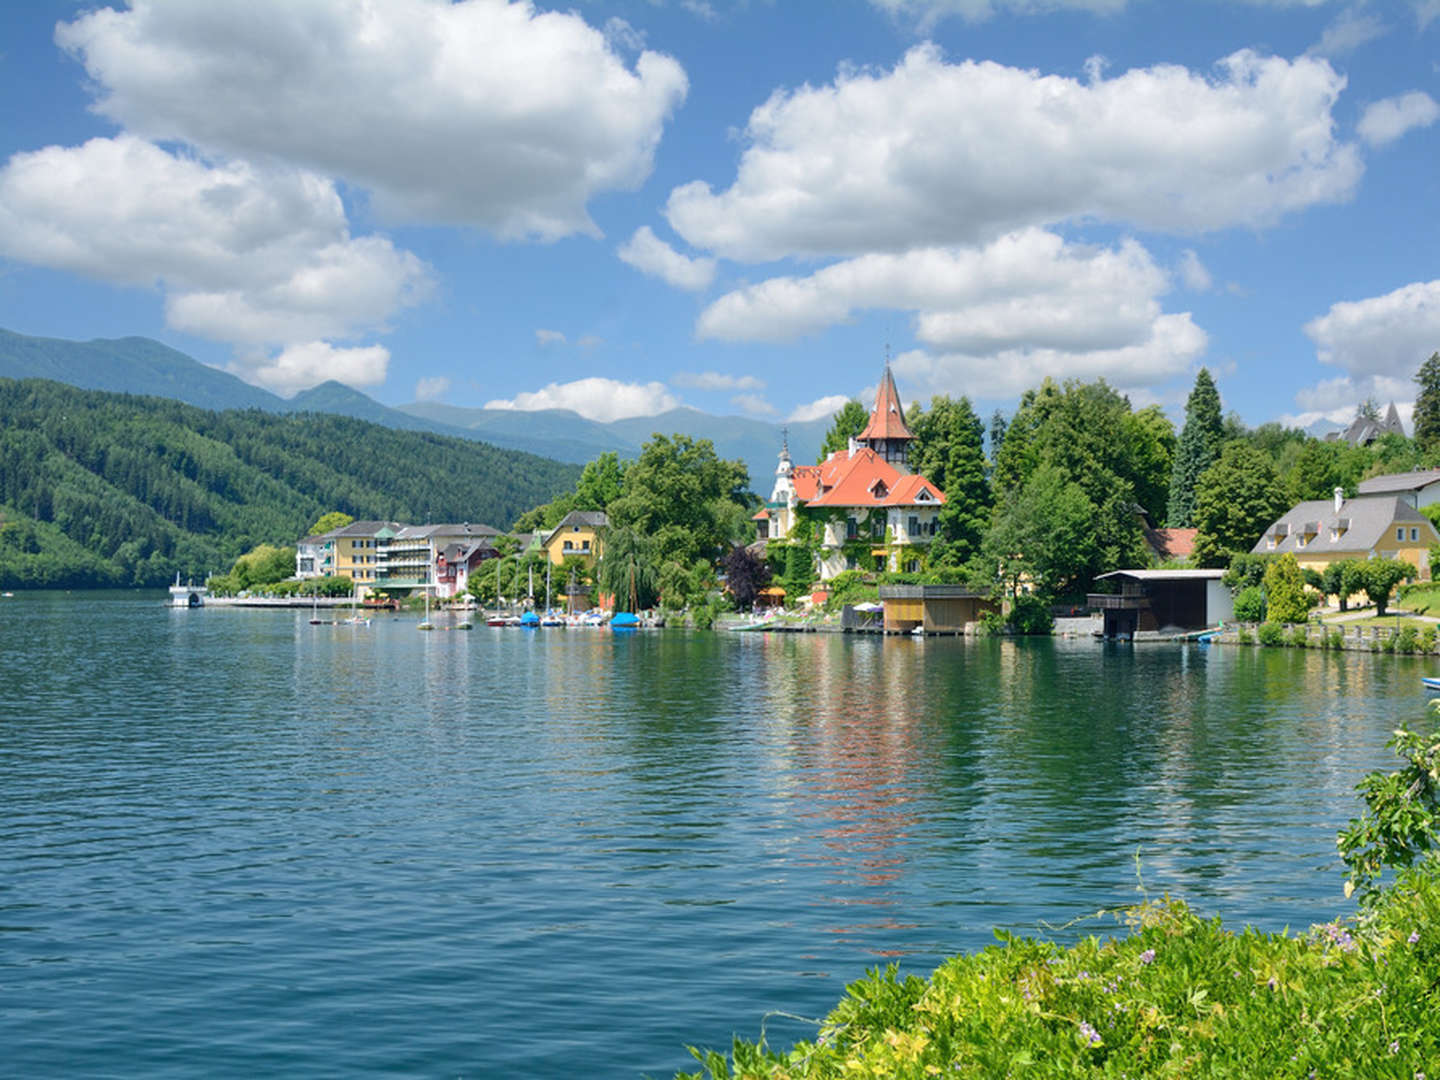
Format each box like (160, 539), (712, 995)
(1422, 677), (1440, 692)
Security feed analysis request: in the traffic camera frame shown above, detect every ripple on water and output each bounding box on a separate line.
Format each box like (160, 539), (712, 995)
(0, 593), (1420, 1077)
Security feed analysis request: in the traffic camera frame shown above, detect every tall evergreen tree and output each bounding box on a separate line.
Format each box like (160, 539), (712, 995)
(1414, 352), (1440, 451)
(1167, 368), (1224, 527)
(909, 395), (992, 569)
(988, 409), (1007, 461)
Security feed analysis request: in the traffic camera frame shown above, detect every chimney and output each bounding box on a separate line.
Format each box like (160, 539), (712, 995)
(1334, 487), (1344, 514)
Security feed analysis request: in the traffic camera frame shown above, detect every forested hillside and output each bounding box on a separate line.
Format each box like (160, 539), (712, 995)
(0, 379), (581, 589)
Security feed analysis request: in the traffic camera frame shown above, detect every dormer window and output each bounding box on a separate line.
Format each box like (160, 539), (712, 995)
(915, 487), (934, 502)
(869, 479), (888, 499)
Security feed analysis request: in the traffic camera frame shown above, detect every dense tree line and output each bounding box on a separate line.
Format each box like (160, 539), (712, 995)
(0, 379), (580, 589)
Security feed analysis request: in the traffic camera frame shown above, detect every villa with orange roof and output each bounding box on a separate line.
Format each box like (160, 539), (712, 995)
(754, 367), (945, 580)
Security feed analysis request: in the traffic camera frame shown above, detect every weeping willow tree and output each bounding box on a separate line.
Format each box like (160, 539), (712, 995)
(596, 526), (659, 611)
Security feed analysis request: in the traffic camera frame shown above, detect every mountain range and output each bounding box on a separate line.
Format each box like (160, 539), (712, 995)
(0, 328), (827, 488)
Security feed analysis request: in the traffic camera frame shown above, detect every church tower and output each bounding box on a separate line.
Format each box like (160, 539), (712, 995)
(857, 364), (914, 470)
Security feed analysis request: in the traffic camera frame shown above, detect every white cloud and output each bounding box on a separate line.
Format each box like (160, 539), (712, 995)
(1357, 91), (1440, 146)
(788, 394), (853, 422)
(697, 230), (1198, 390)
(617, 226), (717, 291)
(1304, 279), (1440, 379)
(577, 334), (604, 349)
(893, 313), (1207, 400)
(234, 341), (390, 396)
(0, 135), (429, 347)
(1420, 0), (1440, 31)
(1281, 374), (1415, 430)
(868, 0), (1124, 25)
(665, 46), (1359, 261)
(1308, 9), (1387, 58)
(485, 377), (679, 422)
(535, 329), (567, 346)
(57, 0), (688, 240)
(731, 393), (777, 415)
(414, 375), (451, 401)
(1178, 250), (1213, 292)
(672, 371), (765, 391)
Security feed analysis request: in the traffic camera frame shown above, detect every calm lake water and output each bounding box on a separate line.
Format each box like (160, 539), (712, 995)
(0, 591), (1428, 1077)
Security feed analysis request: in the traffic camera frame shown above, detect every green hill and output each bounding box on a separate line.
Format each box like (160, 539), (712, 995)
(0, 328), (286, 411)
(0, 379), (581, 589)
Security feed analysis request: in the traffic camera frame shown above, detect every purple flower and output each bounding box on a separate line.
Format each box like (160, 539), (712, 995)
(1391, 1040), (1401, 1055)
(1078, 1021), (1101, 1046)
(1139, 948), (1155, 965)
(1267, 976), (1278, 991)
(1408, 929), (1420, 945)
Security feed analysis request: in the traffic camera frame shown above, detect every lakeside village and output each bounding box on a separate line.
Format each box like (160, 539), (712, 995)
(198, 355), (1440, 647)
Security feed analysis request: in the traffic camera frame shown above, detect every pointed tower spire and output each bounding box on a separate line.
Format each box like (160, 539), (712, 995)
(857, 360), (914, 469)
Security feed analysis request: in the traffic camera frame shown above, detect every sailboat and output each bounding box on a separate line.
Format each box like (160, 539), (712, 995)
(611, 556), (640, 630)
(418, 583), (435, 631)
(343, 584), (370, 625)
(541, 562), (564, 626)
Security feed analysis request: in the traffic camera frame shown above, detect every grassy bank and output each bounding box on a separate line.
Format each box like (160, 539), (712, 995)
(679, 725), (1440, 1079)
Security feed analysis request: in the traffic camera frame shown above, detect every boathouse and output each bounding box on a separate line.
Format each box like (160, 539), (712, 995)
(1088, 569), (1232, 638)
(878, 584), (997, 634)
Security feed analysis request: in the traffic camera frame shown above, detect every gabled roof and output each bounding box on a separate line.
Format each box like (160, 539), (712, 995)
(857, 365), (913, 443)
(1357, 469), (1440, 495)
(542, 510), (608, 548)
(790, 465), (821, 501)
(1250, 495), (1434, 556)
(330, 520), (400, 539)
(807, 447), (945, 509)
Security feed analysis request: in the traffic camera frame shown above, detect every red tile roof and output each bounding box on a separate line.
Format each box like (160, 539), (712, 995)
(807, 448), (945, 508)
(790, 465), (821, 501)
(858, 365), (913, 443)
(1145, 527), (1197, 560)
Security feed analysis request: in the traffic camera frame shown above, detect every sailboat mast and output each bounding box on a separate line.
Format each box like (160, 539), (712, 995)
(545, 562), (552, 612)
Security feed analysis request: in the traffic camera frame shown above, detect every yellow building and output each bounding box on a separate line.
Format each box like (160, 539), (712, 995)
(542, 511), (607, 567)
(1252, 491), (1438, 578)
(329, 521), (397, 595)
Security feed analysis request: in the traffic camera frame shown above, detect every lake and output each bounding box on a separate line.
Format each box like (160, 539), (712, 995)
(0, 591), (1426, 1077)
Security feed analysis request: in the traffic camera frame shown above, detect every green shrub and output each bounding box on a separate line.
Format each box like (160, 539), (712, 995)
(1233, 585), (1265, 623)
(1236, 626), (1255, 645)
(1288, 624), (1309, 648)
(1397, 626), (1420, 654)
(1423, 626), (1437, 654)
(1381, 631), (1398, 654)
(1257, 621), (1286, 646)
(691, 602), (717, 631)
(1327, 627), (1344, 651)
(1007, 595), (1054, 635)
(976, 609), (1006, 637)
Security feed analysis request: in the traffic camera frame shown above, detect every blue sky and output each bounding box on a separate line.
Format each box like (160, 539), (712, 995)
(0, 0), (1437, 433)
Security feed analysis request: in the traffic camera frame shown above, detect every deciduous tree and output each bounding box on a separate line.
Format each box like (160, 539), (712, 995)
(1191, 443), (1289, 568)
(1414, 352), (1440, 452)
(818, 400), (869, 460)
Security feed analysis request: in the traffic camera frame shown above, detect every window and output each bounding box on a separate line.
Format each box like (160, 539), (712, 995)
(1297, 535), (1306, 548)
(906, 559), (920, 573)
(908, 515), (919, 535)
(846, 518), (858, 539)
(1398, 527), (1406, 541)
(1411, 527), (1420, 542)
(563, 540), (572, 551)
(1266, 538), (1276, 551)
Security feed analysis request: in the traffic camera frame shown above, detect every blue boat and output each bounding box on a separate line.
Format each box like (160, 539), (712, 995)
(611, 612), (640, 630)
(519, 611), (540, 628)
(1423, 677), (1440, 692)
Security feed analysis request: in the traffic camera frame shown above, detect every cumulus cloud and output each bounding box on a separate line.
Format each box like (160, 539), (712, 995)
(535, 329), (567, 346)
(233, 341), (390, 396)
(0, 135), (429, 348)
(414, 375), (451, 401)
(665, 46), (1359, 261)
(894, 314), (1207, 400)
(577, 334), (603, 348)
(672, 371), (765, 391)
(1281, 374), (1415, 430)
(617, 226), (716, 291)
(485, 377), (679, 422)
(1178, 250), (1213, 292)
(1308, 9), (1388, 57)
(696, 230), (1198, 390)
(788, 394), (853, 422)
(1357, 91), (1440, 146)
(1304, 279), (1440, 380)
(57, 0), (688, 239)
(731, 393), (778, 415)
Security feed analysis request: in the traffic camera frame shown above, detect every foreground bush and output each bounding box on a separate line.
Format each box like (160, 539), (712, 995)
(680, 720), (1440, 1079)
